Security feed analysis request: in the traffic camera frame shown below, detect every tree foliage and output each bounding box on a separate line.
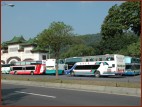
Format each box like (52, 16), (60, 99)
(35, 21), (74, 78)
(118, 37), (140, 57)
(99, 1), (140, 57)
(101, 1), (140, 40)
(60, 34), (102, 58)
(94, 33), (139, 55)
(127, 38), (140, 57)
(36, 21), (74, 59)
(61, 44), (95, 58)
(34, 1), (141, 59)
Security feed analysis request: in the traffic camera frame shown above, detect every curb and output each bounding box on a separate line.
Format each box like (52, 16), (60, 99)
(2, 80), (141, 97)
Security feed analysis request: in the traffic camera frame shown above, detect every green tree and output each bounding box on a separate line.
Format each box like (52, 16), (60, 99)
(118, 38), (140, 57)
(119, 1), (141, 36)
(61, 44), (95, 58)
(96, 33), (139, 55)
(36, 21), (74, 78)
(127, 38), (140, 57)
(101, 1), (140, 40)
(101, 4), (123, 39)
(118, 37), (141, 57)
(59, 33), (102, 58)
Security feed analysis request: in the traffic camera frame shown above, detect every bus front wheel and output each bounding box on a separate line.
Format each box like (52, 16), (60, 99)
(14, 71), (17, 75)
(31, 71), (34, 75)
(94, 71), (100, 78)
(61, 71), (65, 75)
(70, 71), (75, 76)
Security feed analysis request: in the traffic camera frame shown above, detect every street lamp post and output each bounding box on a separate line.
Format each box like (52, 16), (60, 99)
(2, 2), (15, 7)
(49, 45), (50, 59)
(1, 3), (14, 103)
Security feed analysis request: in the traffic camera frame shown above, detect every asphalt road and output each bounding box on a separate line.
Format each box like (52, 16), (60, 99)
(2, 83), (141, 106)
(2, 74), (141, 83)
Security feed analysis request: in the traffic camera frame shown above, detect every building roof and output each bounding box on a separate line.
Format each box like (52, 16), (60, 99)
(1, 36), (26, 49)
(1, 36), (48, 53)
(21, 38), (36, 47)
(1, 42), (8, 49)
(6, 36), (26, 44)
(31, 46), (48, 53)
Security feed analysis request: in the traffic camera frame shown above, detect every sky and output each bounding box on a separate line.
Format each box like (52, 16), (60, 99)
(1, 1), (123, 42)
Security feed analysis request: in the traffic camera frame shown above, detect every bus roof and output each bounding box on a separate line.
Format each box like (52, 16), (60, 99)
(75, 61), (108, 65)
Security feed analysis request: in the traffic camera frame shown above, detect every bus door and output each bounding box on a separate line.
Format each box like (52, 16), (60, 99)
(97, 62), (109, 74)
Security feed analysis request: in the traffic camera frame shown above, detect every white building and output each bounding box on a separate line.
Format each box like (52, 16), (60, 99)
(1, 36), (48, 64)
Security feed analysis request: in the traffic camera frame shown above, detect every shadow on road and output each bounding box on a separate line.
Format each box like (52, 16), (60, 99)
(2, 87), (27, 105)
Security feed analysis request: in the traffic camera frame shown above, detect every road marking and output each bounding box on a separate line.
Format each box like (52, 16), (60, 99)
(15, 91), (56, 98)
(4, 82), (140, 98)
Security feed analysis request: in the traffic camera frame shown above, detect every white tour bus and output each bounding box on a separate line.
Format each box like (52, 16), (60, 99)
(65, 54), (125, 75)
(82, 54), (125, 75)
(71, 60), (124, 77)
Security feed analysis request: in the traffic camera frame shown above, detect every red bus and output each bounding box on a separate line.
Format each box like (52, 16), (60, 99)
(10, 60), (46, 75)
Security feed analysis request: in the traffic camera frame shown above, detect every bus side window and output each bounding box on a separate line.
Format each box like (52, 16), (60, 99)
(86, 59), (89, 62)
(61, 60), (63, 64)
(103, 62), (109, 65)
(23, 67), (26, 70)
(111, 57), (114, 60)
(26, 66), (35, 70)
(99, 58), (102, 61)
(112, 64), (115, 67)
(106, 57), (109, 61)
(106, 57), (114, 61)
(90, 58), (94, 61)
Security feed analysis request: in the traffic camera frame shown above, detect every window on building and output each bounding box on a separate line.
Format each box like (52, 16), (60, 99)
(42, 55), (46, 60)
(25, 50), (31, 53)
(9, 47), (18, 52)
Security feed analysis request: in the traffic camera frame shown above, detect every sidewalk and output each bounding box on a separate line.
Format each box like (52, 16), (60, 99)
(2, 79), (141, 97)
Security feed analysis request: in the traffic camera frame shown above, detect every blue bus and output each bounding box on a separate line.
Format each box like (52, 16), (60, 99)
(123, 56), (141, 76)
(64, 64), (77, 75)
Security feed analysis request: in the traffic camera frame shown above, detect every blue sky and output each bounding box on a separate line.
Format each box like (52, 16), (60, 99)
(1, 1), (123, 42)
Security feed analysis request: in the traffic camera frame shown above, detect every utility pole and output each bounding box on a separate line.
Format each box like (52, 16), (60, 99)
(1, 2), (15, 104)
(49, 45), (50, 59)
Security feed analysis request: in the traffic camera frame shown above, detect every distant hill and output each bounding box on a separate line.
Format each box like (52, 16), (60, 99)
(76, 33), (102, 45)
